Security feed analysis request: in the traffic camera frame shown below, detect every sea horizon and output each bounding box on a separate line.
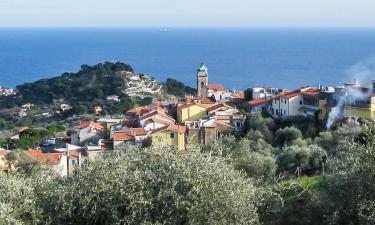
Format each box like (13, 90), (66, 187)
(1, 27), (375, 90)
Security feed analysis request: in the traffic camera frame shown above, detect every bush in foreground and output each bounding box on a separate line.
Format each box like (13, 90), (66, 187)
(1, 145), (261, 225)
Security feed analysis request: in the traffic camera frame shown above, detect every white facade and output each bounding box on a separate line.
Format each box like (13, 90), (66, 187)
(271, 95), (304, 119)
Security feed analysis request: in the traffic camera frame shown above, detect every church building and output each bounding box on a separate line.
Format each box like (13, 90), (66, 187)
(196, 63), (224, 98)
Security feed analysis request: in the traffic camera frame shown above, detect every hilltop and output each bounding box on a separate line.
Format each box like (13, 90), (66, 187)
(0, 62), (195, 115)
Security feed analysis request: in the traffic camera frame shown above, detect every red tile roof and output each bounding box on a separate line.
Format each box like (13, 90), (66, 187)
(206, 84), (224, 91)
(78, 121), (104, 130)
(248, 98), (272, 107)
(127, 106), (151, 114)
(139, 110), (175, 122)
(151, 124), (186, 134)
(113, 128), (147, 141)
(44, 153), (63, 165)
(26, 149), (46, 161)
(0, 151), (8, 157)
(132, 128), (147, 136)
(207, 103), (233, 112)
(113, 131), (134, 142)
(303, 89), (321, 95)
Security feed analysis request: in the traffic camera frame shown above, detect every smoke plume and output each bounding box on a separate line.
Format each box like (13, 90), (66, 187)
(326, 57), (375, 129)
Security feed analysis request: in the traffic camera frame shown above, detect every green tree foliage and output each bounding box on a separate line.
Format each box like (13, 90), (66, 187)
(314, 127), (360, 153)
(46, 124), (65, 135)
(274, 127), (304, 147)
(244, 113), (275, 143)
(0, 145), (261, 225)
(276, 145), (327, 177)
(164, 78), (196, 97)
(17, 62), (134, 105)
(324, 140), (375, 224)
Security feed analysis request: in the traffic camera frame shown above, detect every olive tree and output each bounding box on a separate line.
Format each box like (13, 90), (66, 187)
(325, 142), (375, 225)
(34, 145), (262, 225)
(274, 127), (304, 147)
(276, 145), (327, 177)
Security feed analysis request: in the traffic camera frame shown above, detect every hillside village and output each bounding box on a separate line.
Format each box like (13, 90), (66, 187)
(1, 63), (375, 176)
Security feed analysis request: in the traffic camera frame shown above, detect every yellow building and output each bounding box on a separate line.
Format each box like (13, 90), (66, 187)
(177, 103), (208, 124)
(344, 96), (375, 119)
(151, 124), (187, 150)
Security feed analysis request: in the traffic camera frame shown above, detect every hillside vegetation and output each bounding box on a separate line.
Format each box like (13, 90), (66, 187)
(4, 117), (375, 224)
(0, 62), (195, 115)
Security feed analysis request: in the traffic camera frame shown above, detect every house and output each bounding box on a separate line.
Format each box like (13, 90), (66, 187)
(244, 98), (272, 113)
(106, 95), (120, 102)
(139, 108), (176, 131)
(177, 103), (209, 124)
(26, 149), (70, 177)
(150, 124), (187, 150)
(17, 109), (28, 117)
(94, 106), (103, 115)
(206, 84), (224, 98)
(251, 87), (283, 100)
(77, 121), (104, 143)
(113, 128), (148, 148)
(97, 118), (122, 136)
(60, 103), (73, 112)
(270, 87), (321, 119)
(186, 118), (235, 145)
(126, 106), (152, 119)
(207, 103), (244, 135)
(9, 126), (29, 140)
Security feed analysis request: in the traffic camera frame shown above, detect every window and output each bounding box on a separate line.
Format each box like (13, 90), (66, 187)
(284, 110), (286, 115)
(201, 81), (205, 86)
(170, 133), (175, 138)
(276, 109), (279, 115)
(285, 99), (287, 104)
(71, 159), (77, 167)
(236, 122), (241, 128)
(300, 100), (303, 105)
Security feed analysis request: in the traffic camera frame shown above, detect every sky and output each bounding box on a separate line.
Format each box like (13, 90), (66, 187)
(1, 0), (375, 27)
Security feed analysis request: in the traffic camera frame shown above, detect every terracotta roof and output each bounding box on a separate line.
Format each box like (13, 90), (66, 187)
(139, 110), (175, 122)
(113, 131), (134, 142)
(206, 84), (224, 91)
(248, 98), (272, 107)
(44, 153), (63, 165)
(0, 151), (8, 157)
(77, 121), (104, 130)
(272, 88), (303, 100)
(151, 124), (186, 134)
(127, 106), (151, 114)
(26, 149), (46, 161)
(303, 89), (321, 95)
(207, 103), (233, 112)
(132, 128), (147, 136)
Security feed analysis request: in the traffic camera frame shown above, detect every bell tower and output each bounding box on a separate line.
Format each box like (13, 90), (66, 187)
(197, 63), (208, 97)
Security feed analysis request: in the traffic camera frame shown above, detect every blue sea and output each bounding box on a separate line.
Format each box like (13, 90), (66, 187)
(1, 28), (375, 90)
